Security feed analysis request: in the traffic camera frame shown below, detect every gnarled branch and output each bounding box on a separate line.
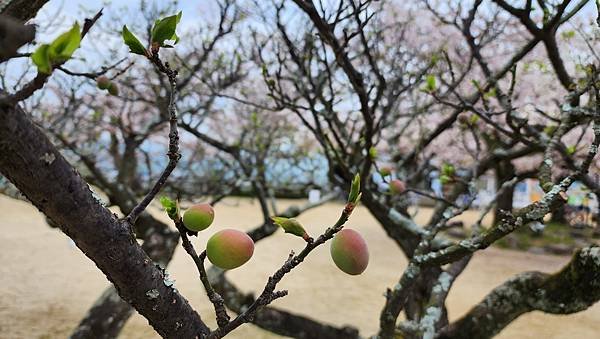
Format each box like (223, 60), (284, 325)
(438, 246), (600, 339)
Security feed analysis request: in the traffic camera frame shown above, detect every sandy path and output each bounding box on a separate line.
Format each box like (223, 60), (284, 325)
(1, 194), (599, 339)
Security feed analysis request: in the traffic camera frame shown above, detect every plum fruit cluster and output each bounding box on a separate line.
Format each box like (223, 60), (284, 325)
(182, 203), (254, 270)
(180, 203), (370, 275)
(96, 76), (119, 96)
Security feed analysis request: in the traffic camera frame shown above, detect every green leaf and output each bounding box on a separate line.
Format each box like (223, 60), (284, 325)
(271, 217), (310, 241)
(543, 125), (557, 136)
(484, 87), (496, 99)
(261, 64), (268, 76)
(48, 23), (81, 62)
(30, 23), (81, 74)
(425, 75), (436, 92)
(31, 44), (52, 74)
(441, 163), (455, 176)
(348, 173), (361, 204)
(160, 196), (179, 220)
(440, 174), (451, 185)
(469, 114), (479, 125)
(151, 11), (182, 47)
(122, 25), (147, 55)
(561, 30), (575, 40)
(92, 110), (102, 121)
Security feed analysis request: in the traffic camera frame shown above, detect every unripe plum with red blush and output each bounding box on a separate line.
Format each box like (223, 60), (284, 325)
(96, 76), (111, 90)
(183, 203), (215, 232)
(206, 229), (254, 270)
(330, 228), (369, 275)
(379, 166), (393, 177)
(389, 179), (406, 194)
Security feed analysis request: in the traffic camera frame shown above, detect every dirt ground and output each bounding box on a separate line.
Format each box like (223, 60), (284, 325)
(1, 194), (599, 339)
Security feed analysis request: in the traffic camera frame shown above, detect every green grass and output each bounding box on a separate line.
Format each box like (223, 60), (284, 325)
(495, 222), (578, 251)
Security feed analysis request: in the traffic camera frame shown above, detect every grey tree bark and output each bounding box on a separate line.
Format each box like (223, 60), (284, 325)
(70, 214), (180, 339)
(438, 246), (600, 339)
(0, 101), (209, 338)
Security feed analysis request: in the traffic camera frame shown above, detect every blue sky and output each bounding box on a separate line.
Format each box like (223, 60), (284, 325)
(33, 0), (222, 43)
(35, 0), (208, 27)
(5, 1), (224, 95)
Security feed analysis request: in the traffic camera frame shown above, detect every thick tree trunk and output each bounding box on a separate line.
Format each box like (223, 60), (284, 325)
(0, 102), (209, 338)
(360, 190), (422, 255)
(359, 191), (452, 334)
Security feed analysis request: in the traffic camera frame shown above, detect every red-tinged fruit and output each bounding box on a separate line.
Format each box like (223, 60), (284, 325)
(96, 76), (110, 90)
(330, 229), (369, 275)
(379, 166), (393, 177)
(206, 229), (254, 270)
(457, 112), (469, 124)
(183, 203), (214, 232)
(389, 179), (406, 194)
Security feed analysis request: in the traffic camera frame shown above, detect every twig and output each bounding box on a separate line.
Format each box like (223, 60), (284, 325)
(127, 53), (180, 224)
(56, 57), (130, 80)
(406, 188), (459, 208)
(174, 219), (230, 328)
(207, 200), (358, 338)
(472, 177), (518, 231)
(379, 184), (477, 337)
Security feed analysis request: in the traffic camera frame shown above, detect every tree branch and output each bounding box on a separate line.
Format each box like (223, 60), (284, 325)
(0, 0), (48, 22)
(208, 199), (359, 338)
(174, 219), (230, 329)
(208, 267), (361, 339)
(1, 9), (103, 103)
(0, 14), (35, 62)
(438, 246), (600, 339)
(127, 53), (180, 224)
(0, 100), (209, 337)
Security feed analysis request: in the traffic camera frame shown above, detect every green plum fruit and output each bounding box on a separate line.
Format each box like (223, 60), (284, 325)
(96, 76), (110, 90)
(107, 82), (119, 96)
(206, 229), (254, 270)
(330, 228), (369, 275)
(183, 203), (214, 232)
(379, 166), (393, 177)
